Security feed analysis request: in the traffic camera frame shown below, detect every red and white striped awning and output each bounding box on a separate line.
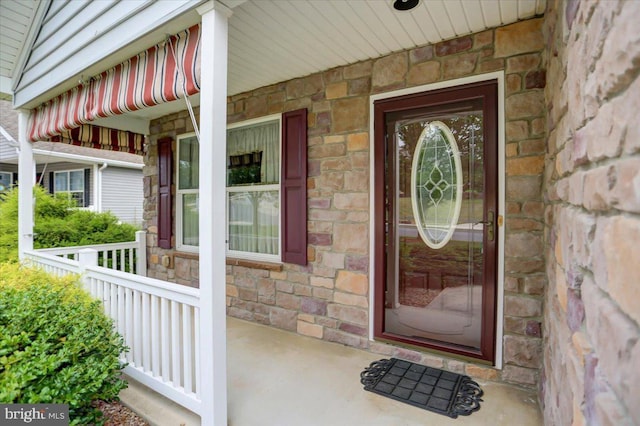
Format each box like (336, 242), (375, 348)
(50, 124), (145, 154)
(27, 24), (201, 155)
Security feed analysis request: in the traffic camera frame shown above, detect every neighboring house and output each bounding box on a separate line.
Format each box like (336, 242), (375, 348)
(0, 100), (144, 225)
(2, 1), (638, 425)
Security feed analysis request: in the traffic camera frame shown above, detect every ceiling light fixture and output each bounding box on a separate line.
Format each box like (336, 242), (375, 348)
(393, 0), (420, 11)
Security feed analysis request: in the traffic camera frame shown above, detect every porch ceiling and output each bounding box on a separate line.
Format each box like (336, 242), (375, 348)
(225, 0), (546, 97)
(0, 0), (44, 99)
(129, 0), (545, 123)
(1, 0), (546, 127)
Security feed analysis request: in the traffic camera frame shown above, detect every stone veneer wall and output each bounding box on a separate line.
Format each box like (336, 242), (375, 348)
(542, 0), (640, 424)
(144, 18), (547, 387)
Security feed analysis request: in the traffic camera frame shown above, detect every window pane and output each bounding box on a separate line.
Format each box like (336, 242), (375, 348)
(179, 137), (199, 190)
(182, 193), (199, 246)
(70, 192), (84, 207)
(0, 172), (11, 191)
(227, 120), (279, 186)
(70, 170), (84, 191)
(55, 173), (68, 191)
(228, 190), (279, 255)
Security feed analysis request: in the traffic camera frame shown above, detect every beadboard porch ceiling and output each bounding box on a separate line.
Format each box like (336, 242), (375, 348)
(1, 0), (546, 120)
(226, 0), (546, 97)
(135, 0), (547, 121)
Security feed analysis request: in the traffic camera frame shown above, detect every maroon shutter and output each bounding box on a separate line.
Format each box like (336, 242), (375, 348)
(281, 108), (308, 265)
(158, 137), (173, 249)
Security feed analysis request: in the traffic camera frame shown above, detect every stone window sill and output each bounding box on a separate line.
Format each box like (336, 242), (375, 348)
(226, 257), (283, 271)
(172, 252), (283, 271)
(174, 251), (199, 260)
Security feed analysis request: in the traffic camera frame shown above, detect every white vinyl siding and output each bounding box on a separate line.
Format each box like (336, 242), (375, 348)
(0, 139), (17, 161)
(101, 167), (143, 226)
(14, 0), (205, 107)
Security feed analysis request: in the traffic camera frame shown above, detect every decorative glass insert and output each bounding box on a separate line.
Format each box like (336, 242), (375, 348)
(410, 121), (463, 249)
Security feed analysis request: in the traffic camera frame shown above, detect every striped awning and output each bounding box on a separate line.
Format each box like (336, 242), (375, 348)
(50, 124), (145, 154)
(27, 24), (201, 155)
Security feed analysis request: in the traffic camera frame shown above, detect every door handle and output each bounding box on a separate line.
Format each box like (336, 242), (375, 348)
(486, 210), (495, 242)
(475, 211), (495, 242)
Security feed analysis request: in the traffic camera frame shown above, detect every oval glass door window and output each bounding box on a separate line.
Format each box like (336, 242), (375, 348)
(410, 121), (463, 249)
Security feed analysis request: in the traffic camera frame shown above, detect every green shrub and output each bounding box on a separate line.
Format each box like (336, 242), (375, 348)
(0, 263), (128, 425)
(0, 187), (138, 263)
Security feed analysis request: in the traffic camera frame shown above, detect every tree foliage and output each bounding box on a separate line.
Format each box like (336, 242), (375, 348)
(0, 187), (138, 263)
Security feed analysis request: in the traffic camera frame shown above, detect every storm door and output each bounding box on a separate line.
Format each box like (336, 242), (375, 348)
(373, 81), (498, 363)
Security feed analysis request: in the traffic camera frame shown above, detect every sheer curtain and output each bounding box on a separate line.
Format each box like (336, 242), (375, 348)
(227, 120), (279, 255)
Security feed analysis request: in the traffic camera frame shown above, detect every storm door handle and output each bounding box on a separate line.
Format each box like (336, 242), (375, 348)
(475, 211), (495, 242)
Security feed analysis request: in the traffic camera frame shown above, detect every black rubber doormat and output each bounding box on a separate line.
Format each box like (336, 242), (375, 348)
(360, 358), (483, 418)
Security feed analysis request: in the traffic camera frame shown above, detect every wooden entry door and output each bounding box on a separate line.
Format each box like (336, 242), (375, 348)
(373, 81), (498, 363)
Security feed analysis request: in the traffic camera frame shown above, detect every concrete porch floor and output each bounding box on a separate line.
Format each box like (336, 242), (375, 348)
(123, 317), (542, 425)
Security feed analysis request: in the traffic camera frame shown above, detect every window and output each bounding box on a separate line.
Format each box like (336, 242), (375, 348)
(53, 170), (86, 207)
(227, 116), (281, 262)
(165, 108), (307, 265)
(176, 134), (200, 252)
(0, 172), (12, 191)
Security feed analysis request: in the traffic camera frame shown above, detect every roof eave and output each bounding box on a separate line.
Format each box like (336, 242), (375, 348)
(32, 149), (144, 169)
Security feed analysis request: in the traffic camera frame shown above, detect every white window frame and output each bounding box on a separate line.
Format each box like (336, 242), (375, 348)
(226, 114), (282, 263)
(176, 132), (200, 253)
(53, 169), (85, 206)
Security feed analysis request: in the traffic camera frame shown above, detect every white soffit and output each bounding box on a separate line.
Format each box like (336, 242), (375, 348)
(0, 0), (43, 98)
(226, 0), (546, 96)
(0, 0), (38, 78)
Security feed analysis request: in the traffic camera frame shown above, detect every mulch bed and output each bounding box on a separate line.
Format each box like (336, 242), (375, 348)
(95, 400), (149, 426)
(399, 287), (440, 308)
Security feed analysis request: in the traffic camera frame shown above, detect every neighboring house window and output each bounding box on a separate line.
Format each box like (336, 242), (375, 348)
(176, 134), (200, 252)
(53, 169), (87, 207)
(164, 108), (308, 265)
(0, 172), (12, 191)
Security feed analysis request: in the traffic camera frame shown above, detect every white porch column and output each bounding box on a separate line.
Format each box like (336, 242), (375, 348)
(93, 163), (100, 211)
(18, 110), (34, 260)
(197, 2), (231, 425)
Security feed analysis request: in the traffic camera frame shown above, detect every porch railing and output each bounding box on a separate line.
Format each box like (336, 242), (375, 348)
(35, 230), (147, 276)
(23, 246), (201, 416)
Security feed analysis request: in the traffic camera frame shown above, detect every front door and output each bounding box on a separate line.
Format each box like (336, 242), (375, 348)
(374, 81), (498, 363)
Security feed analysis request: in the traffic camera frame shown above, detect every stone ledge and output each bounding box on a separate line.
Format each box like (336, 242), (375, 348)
(173, 252), (284, 272)
(174, 251), (199, 260)
(226, 257), (283, 271)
